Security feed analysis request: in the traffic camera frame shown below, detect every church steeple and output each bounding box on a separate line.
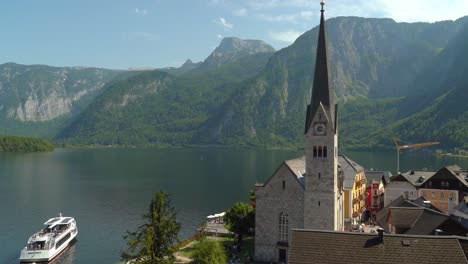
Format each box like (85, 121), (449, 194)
(305, 0), (335, 134)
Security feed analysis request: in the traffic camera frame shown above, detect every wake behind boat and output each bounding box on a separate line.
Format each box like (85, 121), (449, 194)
(19, 213), (78, 263)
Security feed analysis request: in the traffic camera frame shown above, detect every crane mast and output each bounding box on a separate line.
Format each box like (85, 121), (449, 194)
(394, 138), (440, 174)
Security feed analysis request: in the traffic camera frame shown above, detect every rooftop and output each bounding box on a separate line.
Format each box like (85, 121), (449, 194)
(289, 229), (468, 264)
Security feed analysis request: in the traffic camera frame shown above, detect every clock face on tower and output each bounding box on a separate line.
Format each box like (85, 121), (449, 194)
(313, 122), (327, 136)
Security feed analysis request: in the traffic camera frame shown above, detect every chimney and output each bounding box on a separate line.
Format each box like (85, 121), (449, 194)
(448, 197), (454, 215)
(423, 200), (432, 208)
(434, 229), (443, 236)
(377, 228), (385, 244)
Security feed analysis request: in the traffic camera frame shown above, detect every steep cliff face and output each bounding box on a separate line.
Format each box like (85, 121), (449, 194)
(0, 63), (120, 122)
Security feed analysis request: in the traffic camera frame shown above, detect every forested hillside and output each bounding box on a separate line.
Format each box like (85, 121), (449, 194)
(0, 135), (54, 152)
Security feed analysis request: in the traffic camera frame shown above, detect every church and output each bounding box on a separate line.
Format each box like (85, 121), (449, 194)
(254, 2), (345, 262)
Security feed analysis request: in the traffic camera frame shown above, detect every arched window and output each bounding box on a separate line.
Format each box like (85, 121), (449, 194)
(318, 146), (322, 157)
(313, 146), (317, 157)
(323, 146), (327, 157)
(279, 212), (288, 242)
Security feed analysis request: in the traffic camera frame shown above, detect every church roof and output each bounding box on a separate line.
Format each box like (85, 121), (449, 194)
(289, 229), (468, 264)
(305, 6), (335, 134)
(285, 156), (306, 188)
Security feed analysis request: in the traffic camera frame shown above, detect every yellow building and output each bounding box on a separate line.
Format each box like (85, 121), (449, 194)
(339, 155), (367, 227)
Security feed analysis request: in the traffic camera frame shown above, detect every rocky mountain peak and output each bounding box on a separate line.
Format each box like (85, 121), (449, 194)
(202, 37), (275, 68)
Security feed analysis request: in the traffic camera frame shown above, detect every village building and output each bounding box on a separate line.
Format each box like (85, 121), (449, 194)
(365, 170), (390, 217)
(386, 166), (468, 212)
(376, 195), (468, 236)
(339, 155), (367, 227)
(254, 3), (344, 262)
(384, 170), (433, 206)
(288, 229), (468, 264)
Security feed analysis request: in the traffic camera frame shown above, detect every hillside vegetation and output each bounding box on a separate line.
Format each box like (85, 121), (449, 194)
(0, 135), (55, 152)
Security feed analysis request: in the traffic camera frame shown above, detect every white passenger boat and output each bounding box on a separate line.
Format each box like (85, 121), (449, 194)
(19, 213), (78, 263)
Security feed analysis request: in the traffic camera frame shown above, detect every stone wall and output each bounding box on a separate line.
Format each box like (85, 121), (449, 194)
(255, 163), (304, 262)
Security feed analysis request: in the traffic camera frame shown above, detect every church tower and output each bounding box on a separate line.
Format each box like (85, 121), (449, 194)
(303, 1), (343, 231)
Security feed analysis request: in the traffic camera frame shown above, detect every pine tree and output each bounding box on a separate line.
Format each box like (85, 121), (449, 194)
(121, 191), (181, 264)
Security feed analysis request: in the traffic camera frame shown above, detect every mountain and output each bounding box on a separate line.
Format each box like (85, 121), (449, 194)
(161, 59), (202, 76)
(354, 20), (468, 149)
(0, 63), (122, 137)
(201, 37), (275, 69)
(195, 16), (468, 148)
(5, 17), (468, 150)
(57, 38), (275, 145)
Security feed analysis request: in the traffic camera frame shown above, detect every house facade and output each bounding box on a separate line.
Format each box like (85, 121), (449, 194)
(339, 155), (367, 227)
(365, 170), (390, 217)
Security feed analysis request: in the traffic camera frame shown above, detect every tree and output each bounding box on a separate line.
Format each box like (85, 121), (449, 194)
(224, 201), (254, 245)
(121, 191), (181, 264)
(190, 239), (227, 264)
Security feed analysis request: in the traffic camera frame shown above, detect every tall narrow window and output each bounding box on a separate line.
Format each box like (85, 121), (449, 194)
(279, 213), (288, 242)
(323, 146), (327, 157)
(318, 146), (323, 157)
(282, 180), (285, 190)
(313, 146), (317, 157)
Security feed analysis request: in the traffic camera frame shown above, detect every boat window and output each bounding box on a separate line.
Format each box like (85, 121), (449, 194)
(56, 233), (71, 249)
(27, 241), (46, 250)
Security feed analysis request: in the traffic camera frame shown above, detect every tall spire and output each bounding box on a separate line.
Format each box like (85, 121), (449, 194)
(305, 0), (335, 134)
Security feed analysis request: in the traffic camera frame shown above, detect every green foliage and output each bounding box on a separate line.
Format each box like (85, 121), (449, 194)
(190, 239), (227, 264)
(224, 202), (254, 245)
(0, 135), (54, 152)
(121, 191), (181, 264)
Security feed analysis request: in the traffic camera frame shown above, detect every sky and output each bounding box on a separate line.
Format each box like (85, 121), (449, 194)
(1, 0), (467, 70)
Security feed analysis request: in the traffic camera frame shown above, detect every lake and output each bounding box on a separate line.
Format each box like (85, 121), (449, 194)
(0, 147), (467, 263)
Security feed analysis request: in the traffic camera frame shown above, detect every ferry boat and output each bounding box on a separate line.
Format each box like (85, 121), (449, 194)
(19, 213), (78, 263)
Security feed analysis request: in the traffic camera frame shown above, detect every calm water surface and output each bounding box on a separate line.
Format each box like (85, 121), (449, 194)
(0, 147), (466, 263)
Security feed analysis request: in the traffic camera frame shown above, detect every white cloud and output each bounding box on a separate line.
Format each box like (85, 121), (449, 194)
(213, 17), (233, 30)
(248, 0), (468, 24)
(217, 34), (223, 39)
(372, 0), (468, 22)
(269, 30), (302, 43)
(320, 0), (468, 22)
(134, 8), (148, 16)
(233, 8), (248, 17)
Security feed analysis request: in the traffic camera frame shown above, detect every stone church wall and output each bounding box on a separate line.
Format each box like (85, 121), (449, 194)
(255, 163), (304, 262)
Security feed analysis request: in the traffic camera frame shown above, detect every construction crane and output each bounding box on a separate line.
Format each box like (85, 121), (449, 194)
(394, 138), (440, 174)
